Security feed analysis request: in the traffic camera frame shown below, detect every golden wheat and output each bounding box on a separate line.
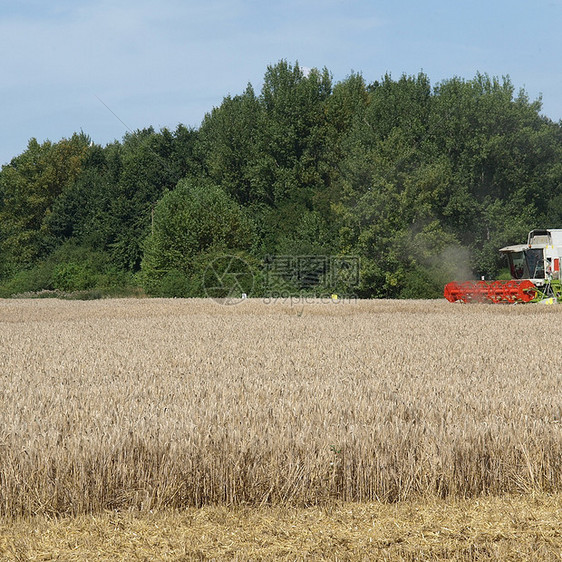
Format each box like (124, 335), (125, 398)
(1, 298), (562, 517)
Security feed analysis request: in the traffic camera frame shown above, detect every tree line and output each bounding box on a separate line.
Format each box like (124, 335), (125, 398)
(2, 60), (562, 299)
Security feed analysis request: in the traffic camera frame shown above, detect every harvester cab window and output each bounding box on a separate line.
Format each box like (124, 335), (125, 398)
(506, 249), (545, 280)
(526, 248), (545, 279)
(508, 252), (526, 279)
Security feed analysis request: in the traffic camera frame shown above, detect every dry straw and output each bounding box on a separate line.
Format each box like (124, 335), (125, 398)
(2, 494), (562, 560)
(1, 298), (561, 517)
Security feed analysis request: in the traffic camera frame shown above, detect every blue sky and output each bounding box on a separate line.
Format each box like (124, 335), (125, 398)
(1, 0), (561, 166)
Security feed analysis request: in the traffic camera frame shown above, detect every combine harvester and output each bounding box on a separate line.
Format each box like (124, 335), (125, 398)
(444, 229), (562, 304)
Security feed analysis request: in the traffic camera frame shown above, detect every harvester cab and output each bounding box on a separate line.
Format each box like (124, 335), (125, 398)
(444, 229), (562, 303)
(500, 229), (562, 284)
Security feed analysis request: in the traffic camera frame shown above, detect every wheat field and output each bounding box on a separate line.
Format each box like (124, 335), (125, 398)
(1, 297), (562, 522)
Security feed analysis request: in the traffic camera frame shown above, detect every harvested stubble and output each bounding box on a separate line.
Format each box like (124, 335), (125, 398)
(1, 298), (562, 517)
(2, 494), (562, 560)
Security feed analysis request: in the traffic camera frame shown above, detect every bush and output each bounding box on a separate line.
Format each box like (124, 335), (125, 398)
(399, 266), (445, 299)
(0, 243), (141, 298)
(141, 179), (256, 296)
(53, 263), (94, 292)
(156, 269), (191, 298)
(0, 262), (55, 297)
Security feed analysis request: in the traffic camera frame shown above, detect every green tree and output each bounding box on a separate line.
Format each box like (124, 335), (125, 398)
(198, 84), (263, 205)
(108, 128), (181, 270)
(141, 178), (255, 295)
(0, 133), (89, 268)
(3, 63), (562, 299)
(258, 61), (332, 205)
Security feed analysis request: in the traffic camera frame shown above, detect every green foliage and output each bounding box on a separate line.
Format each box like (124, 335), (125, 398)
(198, 84), (263, 205)
(153, 269), (191, 298)
(0, 243), (136, 298)
(0, 262), (55, 298)
(53, 263), (91, 292)
(141, 179), (255, 296)
(0, 133), (90, 267)
(108, 127), (198, 271)
(2, 62), (562, 299)
(399, 267), (444, 299)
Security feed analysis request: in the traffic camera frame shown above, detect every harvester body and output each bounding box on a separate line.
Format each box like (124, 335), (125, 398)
(444, 229), (562, 303)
